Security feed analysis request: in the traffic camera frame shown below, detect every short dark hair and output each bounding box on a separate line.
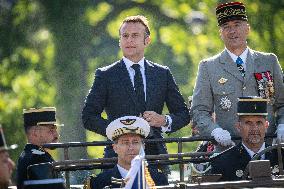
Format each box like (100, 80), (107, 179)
(119, 15), (151, 37)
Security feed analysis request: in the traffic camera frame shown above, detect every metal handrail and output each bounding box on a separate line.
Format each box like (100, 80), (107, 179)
(41, 134), (276, 189)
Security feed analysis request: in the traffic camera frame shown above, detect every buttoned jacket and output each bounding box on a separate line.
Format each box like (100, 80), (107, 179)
(191, 48), (284, 136)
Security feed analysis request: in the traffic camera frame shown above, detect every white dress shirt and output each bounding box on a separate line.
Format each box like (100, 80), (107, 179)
(117, 164), (129, 178)
(122, 57), (172, 132)
(242, 142), (265, 160)
(226, 47), (249, 71)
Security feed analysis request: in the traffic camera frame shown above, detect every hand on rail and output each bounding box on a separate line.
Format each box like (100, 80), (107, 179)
(211, 128), (234, 146)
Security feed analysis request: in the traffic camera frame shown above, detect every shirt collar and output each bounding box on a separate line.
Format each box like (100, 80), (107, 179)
(242, 142), (265, 159)
(226, 47), (249, 63)
(117, 164), (129, 178)
(123, 56), (145, 71)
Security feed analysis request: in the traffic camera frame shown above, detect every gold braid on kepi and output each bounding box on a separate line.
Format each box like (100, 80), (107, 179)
(216, 1), (248, 26)
(144, 165), (156, 188)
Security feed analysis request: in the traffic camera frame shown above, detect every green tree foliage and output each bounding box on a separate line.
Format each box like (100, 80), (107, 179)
(0, 0), (55, 162)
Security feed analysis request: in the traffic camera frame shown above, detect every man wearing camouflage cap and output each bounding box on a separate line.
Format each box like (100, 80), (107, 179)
(85, 116), (168, 189)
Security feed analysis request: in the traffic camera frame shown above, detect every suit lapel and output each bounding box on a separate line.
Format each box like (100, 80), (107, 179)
(244, 48), (257, 85)
(219, 50), (244, 82)
(113, 165), (123, 179)
(145, 60), (155, 109)
(117, 60), (139, 107)
(237, 143), (251, 168)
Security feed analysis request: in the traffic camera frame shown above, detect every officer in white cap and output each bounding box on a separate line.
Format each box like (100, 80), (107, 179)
(85, 116), (168, 189)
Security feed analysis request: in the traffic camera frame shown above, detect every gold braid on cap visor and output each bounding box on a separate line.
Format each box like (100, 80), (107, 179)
(112, 127), (145, 140)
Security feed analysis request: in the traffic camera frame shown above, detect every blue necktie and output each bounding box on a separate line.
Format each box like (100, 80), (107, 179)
(132, 169), (143, 189)
(132, 174), (138, 189)
(236, 57), (245, 77)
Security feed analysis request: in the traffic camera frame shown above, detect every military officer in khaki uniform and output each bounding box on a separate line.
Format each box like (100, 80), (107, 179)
(191, 2), (284, 148)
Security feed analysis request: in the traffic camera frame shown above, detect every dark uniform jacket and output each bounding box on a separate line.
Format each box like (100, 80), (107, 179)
(210, 143), (282, 181)
(82, 59), (190, 158)
(16, 144), (54, 189)
(89, 165), (169, 189)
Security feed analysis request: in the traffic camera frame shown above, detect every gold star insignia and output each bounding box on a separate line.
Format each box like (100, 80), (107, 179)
(218, 77), (228, 84)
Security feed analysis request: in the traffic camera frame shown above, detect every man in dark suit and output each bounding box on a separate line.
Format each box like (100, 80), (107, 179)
(0, 125), (16, 189)
(17, 107), (62, 189)
(211, 96), (283, 181)
(82, 15), (190, 166)
(85, 116), (168, 189)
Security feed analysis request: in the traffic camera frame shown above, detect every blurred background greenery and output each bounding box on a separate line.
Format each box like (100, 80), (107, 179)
(0, 0), (283, 183)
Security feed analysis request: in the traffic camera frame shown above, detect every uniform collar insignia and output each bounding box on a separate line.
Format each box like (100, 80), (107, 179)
(218, 77), (228, 84)
(31, 149), (45, 155)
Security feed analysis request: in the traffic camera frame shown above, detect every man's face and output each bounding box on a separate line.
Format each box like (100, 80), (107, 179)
(0, 151), (15, 186)
(219, 20), (250, 51)
(113, 134), (143, 167)
(119, 22), (150, 62)
(36, 125), (59, 145)
(236, 115), (268, 147)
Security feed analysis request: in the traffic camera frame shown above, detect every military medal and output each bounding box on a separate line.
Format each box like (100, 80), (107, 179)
(272, 165), (279, 174)
(254, 71), (275, 104)
(218, 77), (228, 84)
(220, 96), (232, 110)
(236, 169), (243, 178)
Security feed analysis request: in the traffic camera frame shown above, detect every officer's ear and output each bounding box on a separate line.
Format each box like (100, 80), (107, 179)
(265, 120), (269, 129)
(144, 35), (151, 46)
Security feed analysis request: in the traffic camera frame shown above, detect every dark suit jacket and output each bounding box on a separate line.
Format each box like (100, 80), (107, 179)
(90, 165), (168, 189)
(82, 59), (190, 156)
(16, 144), (55, 189)
(210, 143), (282, 181)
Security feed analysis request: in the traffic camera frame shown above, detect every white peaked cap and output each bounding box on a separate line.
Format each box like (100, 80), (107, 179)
(106, 116), (150, 141)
